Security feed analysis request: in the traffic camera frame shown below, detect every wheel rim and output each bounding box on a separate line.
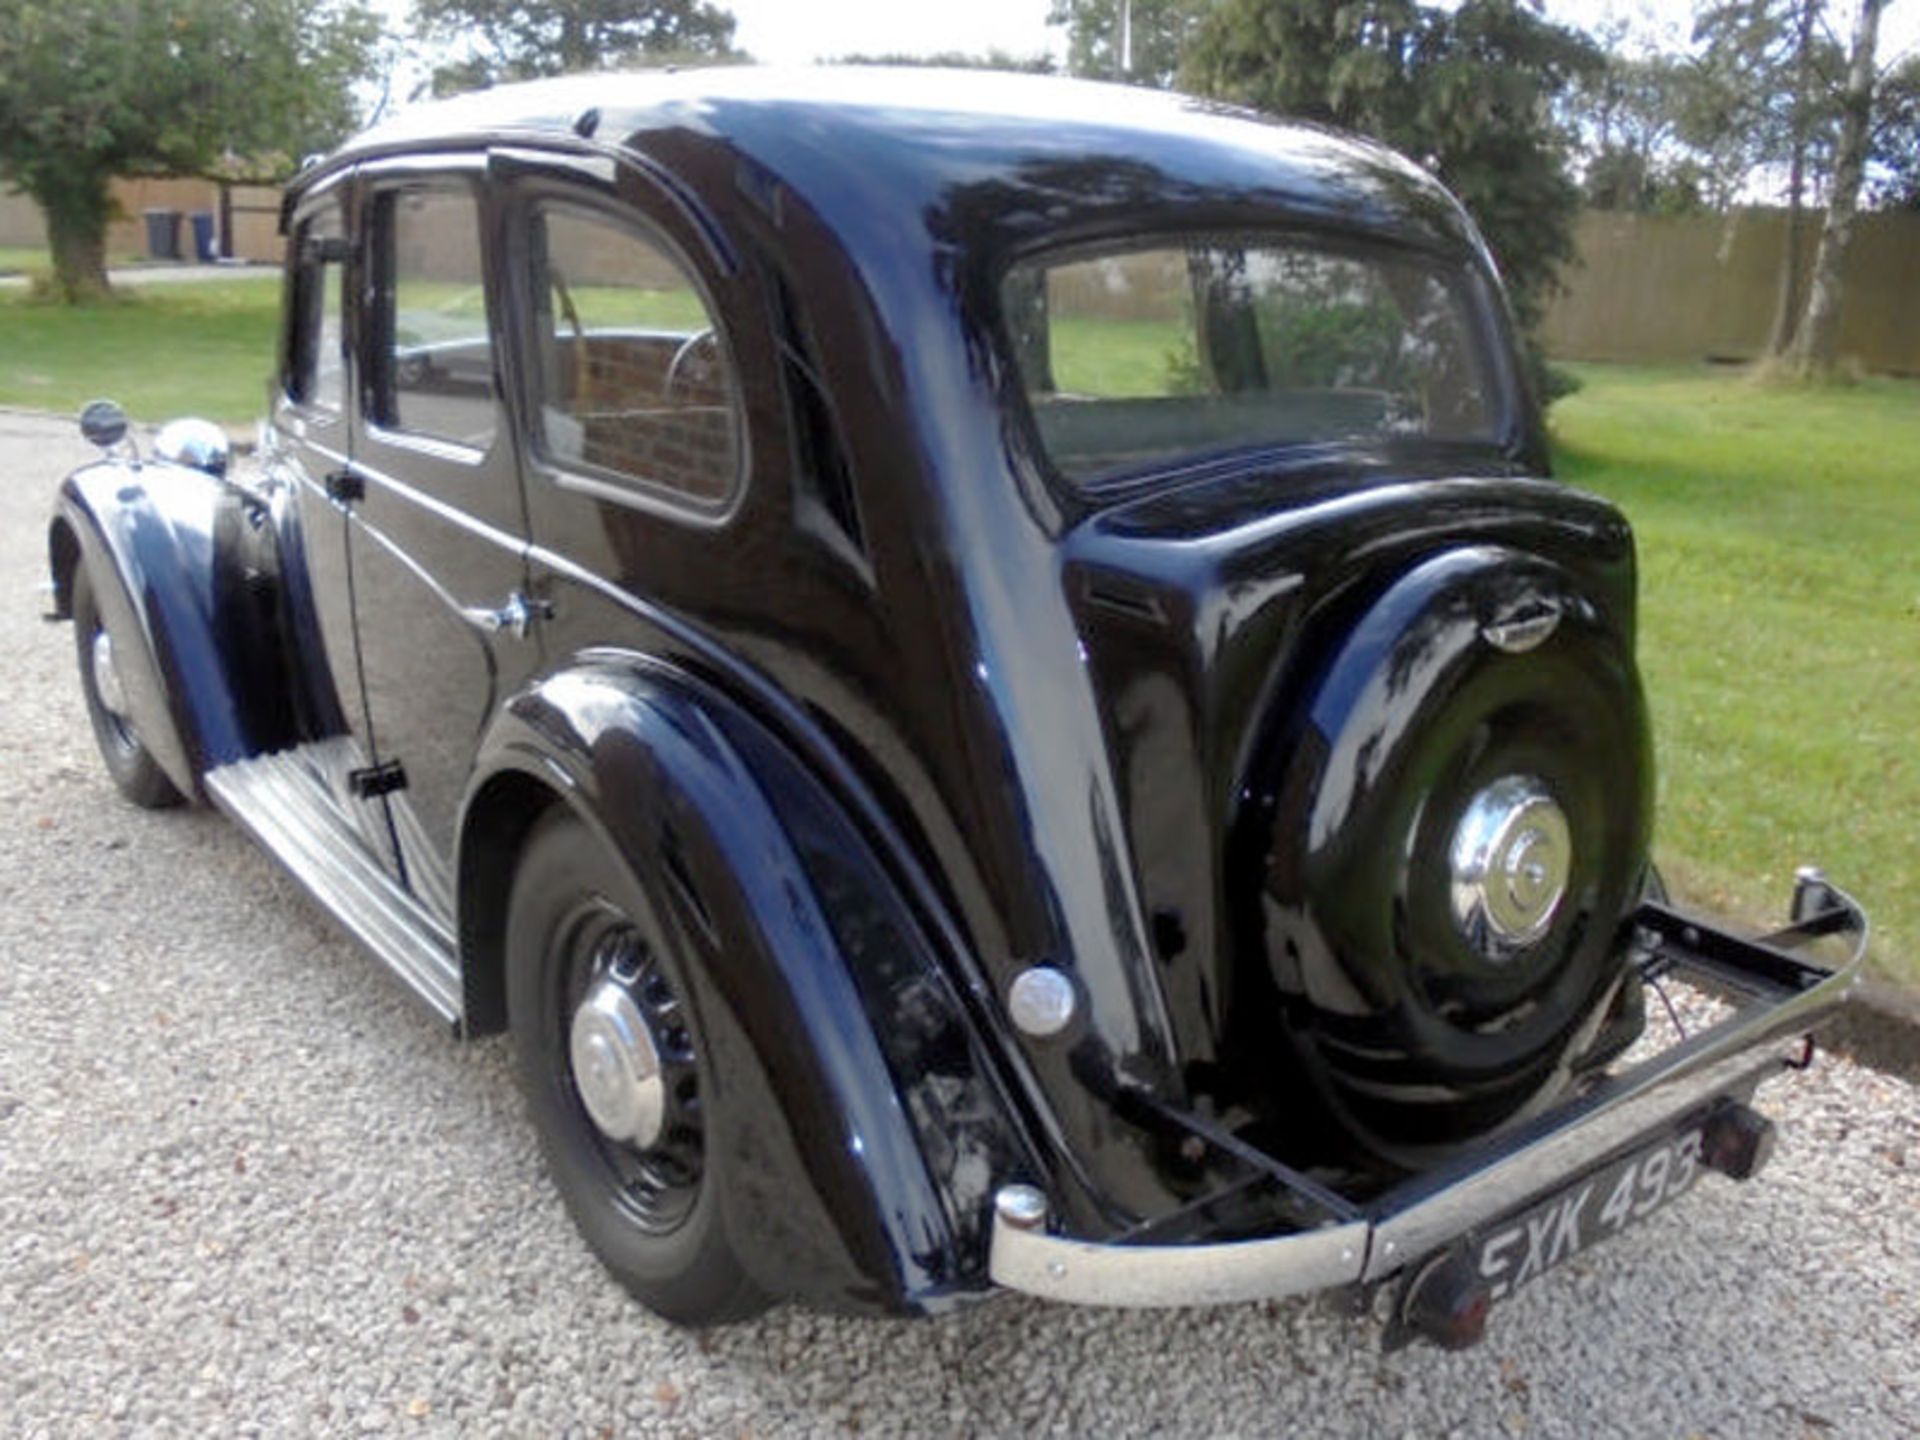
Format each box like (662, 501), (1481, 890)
(1446, 774), (1573, 959)
(555, 900), (703, 1234)
(87, 624), (140, 757)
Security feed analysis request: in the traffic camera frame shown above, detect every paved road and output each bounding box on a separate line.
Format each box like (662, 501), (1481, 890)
(2, 409), (1915, 1436)
(0, 262), (276, 290)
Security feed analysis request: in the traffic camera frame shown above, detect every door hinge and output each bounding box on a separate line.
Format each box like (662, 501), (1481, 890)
(347, 759), (408, 799)
(325, 468), (364, 504)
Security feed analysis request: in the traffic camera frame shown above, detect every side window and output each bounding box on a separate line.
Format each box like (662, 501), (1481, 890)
(531, 202), (739, 507)
(373, 184), (496, 451)
(286, 205), (346, 412)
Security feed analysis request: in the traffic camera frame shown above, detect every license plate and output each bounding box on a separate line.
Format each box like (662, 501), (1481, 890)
(1472, 1122), (1706, 1303)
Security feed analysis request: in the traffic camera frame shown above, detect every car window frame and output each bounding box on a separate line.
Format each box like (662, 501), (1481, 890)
(993, 226), (1525, 500)
(281, 185), (352, 416)
(503, 172), (749, 525)
(359, 157), (504, 467)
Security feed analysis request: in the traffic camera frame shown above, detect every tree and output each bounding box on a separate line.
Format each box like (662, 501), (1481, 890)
(1788, 0), (1885, 376)
(0, 0), (380, 301)
(1565, 50), (1713, 213)
(1048, 0), (1212, 86)
(1183, 1), (1601, 365)
(415, 0), (742, 94)
(1868, 56), (1920, 209)
(1690, 1), (1846, 355)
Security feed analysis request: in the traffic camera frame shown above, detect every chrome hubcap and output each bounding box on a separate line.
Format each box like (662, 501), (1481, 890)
(1448, 776), (1572, 958)
(90, 628), (128, 720)
(569, 975), (665, 1148)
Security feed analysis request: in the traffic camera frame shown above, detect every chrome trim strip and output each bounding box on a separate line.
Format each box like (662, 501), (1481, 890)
(206, 743), (463, 1026)
(991, 1192), (1368, 1307)
(991, 884), (1866, 1308)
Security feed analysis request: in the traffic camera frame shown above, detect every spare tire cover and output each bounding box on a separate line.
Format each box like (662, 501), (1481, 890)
(1234, 545), (1652, 1167)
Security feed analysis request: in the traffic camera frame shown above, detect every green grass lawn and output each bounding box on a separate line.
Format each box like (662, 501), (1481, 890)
(0, 275), (716, 425)
(1554, 364), (1917, 983)
(0, 276), (280, 423)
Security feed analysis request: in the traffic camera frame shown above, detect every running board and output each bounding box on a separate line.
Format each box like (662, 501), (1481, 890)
(205, 743), (464, 1027)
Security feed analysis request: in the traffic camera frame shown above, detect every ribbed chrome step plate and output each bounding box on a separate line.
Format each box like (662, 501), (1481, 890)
(205, 741), (463, 1026)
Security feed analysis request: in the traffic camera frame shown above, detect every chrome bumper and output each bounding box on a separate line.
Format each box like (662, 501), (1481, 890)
(991, 874), (1867, 1309)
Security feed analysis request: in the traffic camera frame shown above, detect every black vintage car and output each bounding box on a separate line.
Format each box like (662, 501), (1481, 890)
(49, 69), (1864, 1348)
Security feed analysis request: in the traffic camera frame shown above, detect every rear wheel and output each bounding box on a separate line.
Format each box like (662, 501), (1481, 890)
(71, 563), (184, 810)
(505, 808), (766, 1325)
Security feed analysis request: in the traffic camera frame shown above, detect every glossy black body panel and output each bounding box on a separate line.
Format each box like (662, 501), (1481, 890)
(49, 458), (301, 795)
(466, 661), (1034, 1310)
(58, 69), (1662, 1314)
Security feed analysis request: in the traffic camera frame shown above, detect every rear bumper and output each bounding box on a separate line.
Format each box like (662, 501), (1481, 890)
(990, 871), (1867, 1309)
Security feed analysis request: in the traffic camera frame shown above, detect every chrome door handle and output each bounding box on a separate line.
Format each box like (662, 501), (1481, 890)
(461, 591), (550, 639)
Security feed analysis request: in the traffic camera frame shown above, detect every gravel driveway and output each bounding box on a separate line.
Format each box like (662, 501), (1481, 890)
(2, 408), (1915, 1437)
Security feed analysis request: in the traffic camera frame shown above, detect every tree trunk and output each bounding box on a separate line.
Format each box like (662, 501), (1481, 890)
(1766, 151), (1807, 356)
(1765, 0), (1818, 357)
(1789, 0), (1883, 377)
(32, 166), (115, 303)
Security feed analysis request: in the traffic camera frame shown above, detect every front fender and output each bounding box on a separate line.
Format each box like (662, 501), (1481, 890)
(49, 458), (296, 795)
(465, 657), (1036, 1315)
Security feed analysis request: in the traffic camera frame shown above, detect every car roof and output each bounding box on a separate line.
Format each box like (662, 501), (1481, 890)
(305, 67), (1483, 265)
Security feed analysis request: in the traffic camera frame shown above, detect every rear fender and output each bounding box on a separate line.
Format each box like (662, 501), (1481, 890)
(49, 458), (298, 795)
(462, 657), (1035, 1314)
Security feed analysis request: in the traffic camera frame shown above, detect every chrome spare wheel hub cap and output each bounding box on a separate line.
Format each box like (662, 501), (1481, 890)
(1448, 775), (1572, 958)
(569, 977), (665, 1148)
(90, 629), (129, 719)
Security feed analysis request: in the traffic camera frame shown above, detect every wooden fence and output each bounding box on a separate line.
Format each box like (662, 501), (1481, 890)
(1540, 208), (1920, 376)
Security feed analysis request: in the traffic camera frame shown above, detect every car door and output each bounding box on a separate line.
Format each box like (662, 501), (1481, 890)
(339, 155), (535, 923)
(264, 172), (402, 864)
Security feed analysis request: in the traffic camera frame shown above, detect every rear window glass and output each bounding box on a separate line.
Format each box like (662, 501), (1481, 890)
(1003, 236), (1499, 484)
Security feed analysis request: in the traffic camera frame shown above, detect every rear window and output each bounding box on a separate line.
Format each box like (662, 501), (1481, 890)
(1002, 236), (1500, 484)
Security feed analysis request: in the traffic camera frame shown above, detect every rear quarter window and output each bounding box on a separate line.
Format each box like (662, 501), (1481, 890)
(527, 202), (741, 511)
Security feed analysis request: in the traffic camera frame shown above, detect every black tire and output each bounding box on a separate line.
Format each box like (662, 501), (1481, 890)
(71, 563), (185, 810)
(505, 807), (767, 1326)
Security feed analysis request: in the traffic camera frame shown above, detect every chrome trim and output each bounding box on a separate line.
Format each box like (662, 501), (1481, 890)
(571, 976), (666, 1147)
(153, 417), (231, 478)
(1481, 598), (1561, 653)
(205, 742), (463, 1025)
(90, 629), (128, 720)
(991, 1186), (1369, 1307)
(990, 882), (1866, 1309)
(460, 590), (550, 639)
(1448, 776), (1570, 955)
(1008, 966), (1077, 1037)
(1361, 1046), (1778, 1281)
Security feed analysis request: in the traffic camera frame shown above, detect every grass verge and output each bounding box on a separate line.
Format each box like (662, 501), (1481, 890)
(0, 276), (279, 424)
(1555, 363), (1916, 985)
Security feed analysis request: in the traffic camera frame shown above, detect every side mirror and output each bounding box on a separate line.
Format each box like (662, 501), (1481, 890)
(154, 417), (232, 479)
(79, 398), (130, 453)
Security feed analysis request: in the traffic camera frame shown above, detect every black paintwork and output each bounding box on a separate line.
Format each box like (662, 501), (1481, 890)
(53, 69), (1655, 1312)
